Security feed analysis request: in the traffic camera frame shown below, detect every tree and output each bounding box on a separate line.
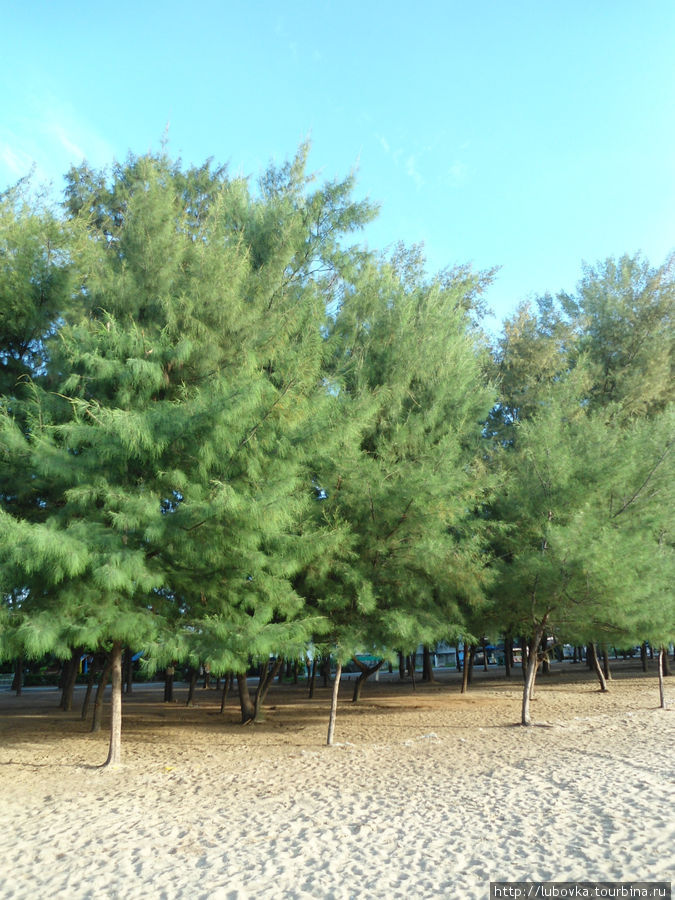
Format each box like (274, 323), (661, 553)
(489, 256), (674, 723)
(0, 146), (380, 757)
(300, 246), (496, 706)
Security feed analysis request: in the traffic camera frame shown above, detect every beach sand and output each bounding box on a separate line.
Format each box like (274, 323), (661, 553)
(1, 663), (673, 899)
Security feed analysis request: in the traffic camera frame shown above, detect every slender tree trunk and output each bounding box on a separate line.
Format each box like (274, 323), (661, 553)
(220, 673), (232, 713)
(91, 653), (112, 733)
(326, 662), (342, 746)
(321, 654), (330, 688)
(422, 646), (436, 682)
(163, 665), (175, 702)
(586, 644), (594, 670)
(640, 642), (649, 672)
(661, 648), (671, 677)
(60, 647), (82, 711)
(407, 652), (417, 678)
(102, 641), (123, 767)
(124, 648), (133, 695)
(254, 657), (284, 721)
(521, 627), (545, 726)
(587, 643), (608, 692)
(186, 668), (198, 706)
(293, 659), (299, 684)
(308, 657), (317, 699)
(81, 659), (99, 720)
(351, 657), (384, 703)
(399, 651), (406, 680)
(601, 644), (612, 681)
(461, 645), (471, 694)
(481, 638), (489, 672)
(467, 645), (476, 686)
(409, 653), (417, 692)
(521, 636), (528, 682)
(237, 672), (255, 723)
(657, 649), (667, 708)
(504, 636), (512, 678)
(11, 658), (23, 695)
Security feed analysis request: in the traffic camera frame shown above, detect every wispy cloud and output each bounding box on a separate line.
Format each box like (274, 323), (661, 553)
(375, 133), (426, 188)
(0, 97), (115, 191)
(405, 154), (424, 189)
(378, 134), (390, 154)
(0, 140), (34, 178)
(447, 160), (468, 185)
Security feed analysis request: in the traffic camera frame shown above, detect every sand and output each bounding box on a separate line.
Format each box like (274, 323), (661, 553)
(1, 663), (673, 900)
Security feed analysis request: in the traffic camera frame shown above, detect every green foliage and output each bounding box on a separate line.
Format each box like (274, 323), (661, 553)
(1, 147), (671, 704)
(303, 244), (497, 657)
(489, 254), (674, 649)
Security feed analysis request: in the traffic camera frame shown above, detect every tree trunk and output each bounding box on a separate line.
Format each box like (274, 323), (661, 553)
(321, 654), (330, 688)
(254, 657), (284, 721)
(504, 636), (512, 678)
(586, 644), (594, 670)
(91, 653), (113, 733)
(186, 667), (198, 706)
(11, 658), (23, 695)
(467, 645), (476, 685)
(640, 642), (649, 672)
(422, 646), (436, 682)
(481, 638), (489, 672)
(237, 672), (255, 723)
(60, 647), (81, 711)
(102, 641), (123, 767)
(521, 627), (545, 726)
(219, 673), (232, 713)
(657, 649), (666, 709)
(351, 657), (384, 703)
(163, 665), (175, 702)
(461, 645), (470, 694)
(124, 648), (133, 695)
(407, 652), (417, 678)
(409, 653), (417, 692)
(293, 659), (299, 684)
(81, 658), (99, 720)
(521, 636), (528, 682)
(601, 644), (612, 681)
(308, 657), (317, 699)
(399, 651), (406, 680)
(587, 642), (608, 692)
(661, 648), (671, 677)
(326, 662), (342, 746)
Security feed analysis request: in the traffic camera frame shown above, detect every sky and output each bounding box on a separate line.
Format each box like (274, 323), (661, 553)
(1, 0), (674, 331)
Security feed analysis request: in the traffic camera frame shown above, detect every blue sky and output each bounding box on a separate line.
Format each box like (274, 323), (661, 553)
(2, 0), (673, 330)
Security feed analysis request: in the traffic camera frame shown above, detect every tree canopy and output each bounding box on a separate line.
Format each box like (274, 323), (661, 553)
(1, 148), (672, 754)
